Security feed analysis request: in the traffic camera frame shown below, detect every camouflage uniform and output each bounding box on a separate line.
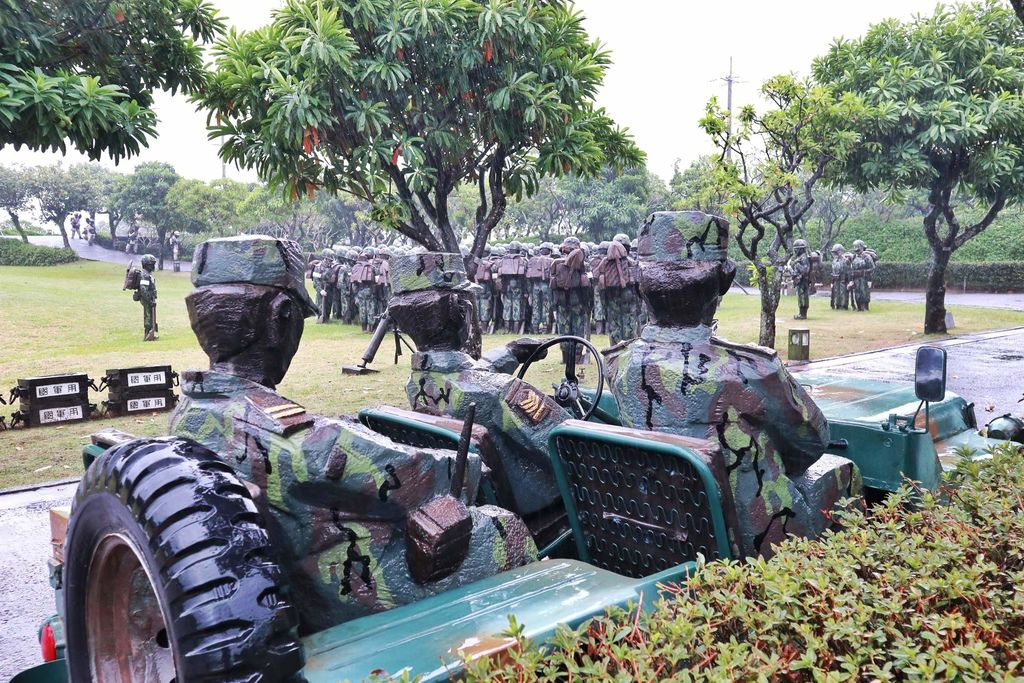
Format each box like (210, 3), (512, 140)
(315, 248), (337, 323)
(352, 249), (380, 331)
(830, 244), (850, 310)
(171, 237), (536, 633)
(498, 241), (529, 333)
(332, 250), (352, 323)
(550, 237), (591, 362)
(850, 240), (874, 312)
(590, 243), (609, 334)
(474, 248), (497, 331)
(791, 239), (812, 320)
(526, 243), (554, 334)
(387, 252), (572, 545)
(597, 235), (639, 345)
(604, 212), (862, 559)
(134, 254), (158, 341)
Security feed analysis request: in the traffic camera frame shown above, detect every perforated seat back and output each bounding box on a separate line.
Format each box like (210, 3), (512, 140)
(548, 421), (735, 577)
(359, 407), (467, 452)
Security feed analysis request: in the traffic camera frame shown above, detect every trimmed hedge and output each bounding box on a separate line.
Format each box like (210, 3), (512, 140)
(0, 239), (78, 266)
(463, 443), (1024, 682)
(872, 262), (1024, 292)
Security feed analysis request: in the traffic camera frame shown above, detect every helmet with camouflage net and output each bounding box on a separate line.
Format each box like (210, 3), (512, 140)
(539, 241), (554, 254)
(793, 239), (808, 252)
(509, 240), (524, 254)
(561, 236), (581, 253)
(613, 233), (630, 248)
(321, 248), (335, 259)
(491, 245), (506, 257)
(364, 247), (377, 259)
(140, 254), (157, 269)
(852, 239), (866, 251)
(831, 243), (845, 254)
(597, 240), (611, 254)
(638, 211), (729, 262)
(378, 245), (392, 258)
(190, 236), (319, 316)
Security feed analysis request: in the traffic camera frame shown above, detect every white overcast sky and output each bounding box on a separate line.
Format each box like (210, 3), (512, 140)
(0, 0), (947, 183)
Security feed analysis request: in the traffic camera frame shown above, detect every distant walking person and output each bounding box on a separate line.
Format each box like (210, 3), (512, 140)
(131, 254), (159, 341)
(70, 212), (82, 239)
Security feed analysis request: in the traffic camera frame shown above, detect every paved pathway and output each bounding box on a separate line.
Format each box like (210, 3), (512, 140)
(790, 326), (1024, 419)
(0, 482), (75, 680)
(870, 289), (1024, 310)
(25, 234), (191, 272)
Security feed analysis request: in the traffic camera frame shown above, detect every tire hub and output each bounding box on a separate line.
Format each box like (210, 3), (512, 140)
(86, 533), (177, 682)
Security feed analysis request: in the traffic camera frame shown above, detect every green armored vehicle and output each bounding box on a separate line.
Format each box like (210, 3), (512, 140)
(13, 228), (1022, 683)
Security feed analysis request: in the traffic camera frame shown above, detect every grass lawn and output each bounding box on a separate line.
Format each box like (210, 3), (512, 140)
(2, 260), (1022, 489)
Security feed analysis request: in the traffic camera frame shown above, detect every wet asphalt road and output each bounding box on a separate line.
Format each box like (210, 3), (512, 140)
(0, 482), (75, 681)
(2, 327), (1023, 679)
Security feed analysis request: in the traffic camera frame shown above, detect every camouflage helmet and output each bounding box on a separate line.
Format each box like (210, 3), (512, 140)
(852, 239), (866, 251)
(378, 245), (392, 258)
(191, 236), (319, 317)
(509, 240), (524, 253)
(561, 236), (581, 252)
(346, 248), (360, 260)
(140, 254), (157, 268)
(793, 239), (808, 251)
(613, 233), (630, 248)
(321, 247), (335, 259)
(597, 240), (611, 254)
(638, 211), (729, 262)
(364, 246), (378, 259)
(483, 244), (491, 256)
(831, 243), (845, 254)
(539, 241), (554, 253)
(389, 252), (471, 294)
(491, 244), (506, 257)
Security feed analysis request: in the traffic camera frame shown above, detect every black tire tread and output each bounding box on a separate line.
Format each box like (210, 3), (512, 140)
(64, 436), (305, 682)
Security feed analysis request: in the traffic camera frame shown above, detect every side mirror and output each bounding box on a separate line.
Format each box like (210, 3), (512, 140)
(914, 346), (947, 402)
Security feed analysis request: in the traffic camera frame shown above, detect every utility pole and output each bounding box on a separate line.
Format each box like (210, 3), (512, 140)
(717, 57), (738, 159)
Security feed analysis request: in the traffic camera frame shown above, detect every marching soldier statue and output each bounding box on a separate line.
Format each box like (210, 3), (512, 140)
(498, 241), (529, 334)
(168, 231), (183, 272)
(526, 242), (554, 334)
(850, 239), (875, 312)
(135, 254), (158, 341)
(549, 236), (591, 363)
(790, 238), (812, 320)
(830, 243), (850, 310)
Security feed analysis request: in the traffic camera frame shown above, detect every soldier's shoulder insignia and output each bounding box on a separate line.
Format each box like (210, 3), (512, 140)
(244, 392), (315, 436)
(504, 378), (551, 425)
(711, 336), (778, 359)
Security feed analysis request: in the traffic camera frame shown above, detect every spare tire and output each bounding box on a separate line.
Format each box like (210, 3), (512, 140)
(62, 437), (305, 682)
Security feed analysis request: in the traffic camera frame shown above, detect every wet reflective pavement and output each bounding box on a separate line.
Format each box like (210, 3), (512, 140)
(0, 482), (75, 680)
(790, 327), (1024, 419)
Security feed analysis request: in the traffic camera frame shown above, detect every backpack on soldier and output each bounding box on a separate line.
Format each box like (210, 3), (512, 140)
(351, 260), (376, 284)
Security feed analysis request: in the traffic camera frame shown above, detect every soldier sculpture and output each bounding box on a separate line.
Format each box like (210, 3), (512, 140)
(791, 238), (812, 320)
(604, 211), (862, 558)
(135, 254), (158, 341)
(498, 241), (529, 334)
(850, 239), (874, 312)
(388, 252), (574, 547)
(830, 243), (850, 310)
(170, 236), (536, 633)
(549, 236), (591, 363)
(597, 233), (640, 345)
(526, 242), (554, 334)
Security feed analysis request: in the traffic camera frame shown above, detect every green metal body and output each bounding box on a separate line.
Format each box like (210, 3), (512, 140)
(21, 373), (1009, 682)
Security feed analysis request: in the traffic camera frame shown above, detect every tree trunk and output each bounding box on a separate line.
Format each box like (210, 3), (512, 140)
(757, 266), (782, 349)
(923, 246), (952, 334)
(6, 211), (28, 243)
(156, 226), (166, 270)
(57, 213), (70, 249)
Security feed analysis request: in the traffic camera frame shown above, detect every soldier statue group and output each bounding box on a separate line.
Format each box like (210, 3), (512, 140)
(788, 238), (878, 319)
(305, 237), (647, 350)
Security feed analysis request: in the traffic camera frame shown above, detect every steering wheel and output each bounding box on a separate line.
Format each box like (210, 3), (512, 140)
(515, 336), (605, 421)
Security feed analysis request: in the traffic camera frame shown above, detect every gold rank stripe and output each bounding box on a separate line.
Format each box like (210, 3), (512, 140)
(264, 403), (306, 418)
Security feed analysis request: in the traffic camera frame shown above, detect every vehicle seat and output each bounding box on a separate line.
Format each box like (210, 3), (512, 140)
(548, 420), (739, 577)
